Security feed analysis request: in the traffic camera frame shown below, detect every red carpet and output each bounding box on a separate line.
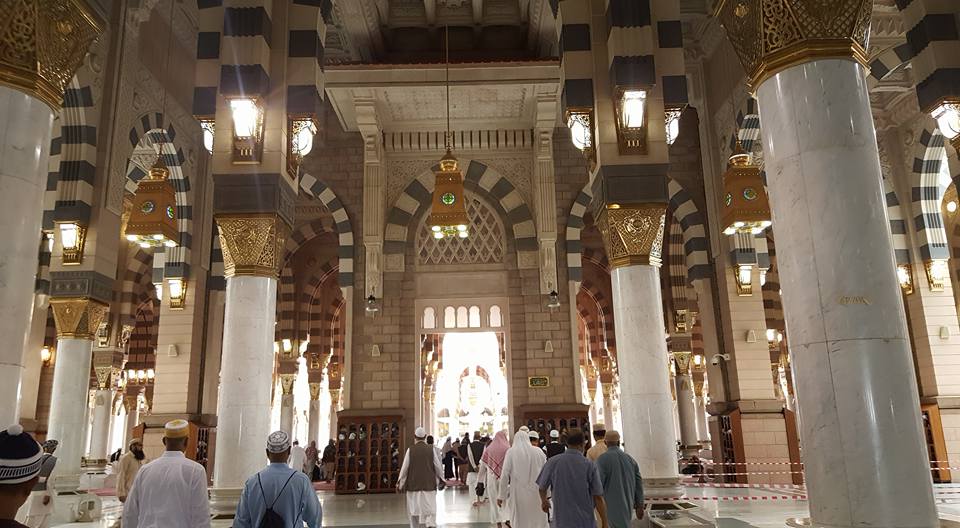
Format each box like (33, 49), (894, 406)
(313, 481), (335, 491)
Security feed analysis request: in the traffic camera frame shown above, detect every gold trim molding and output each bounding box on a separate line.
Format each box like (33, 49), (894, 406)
(50, 297), (108, 340)
(216, 214), (289, 278)
(714, 0), (871, 90)
(0, 0), (104, 109)
(596, 203), (667, 269)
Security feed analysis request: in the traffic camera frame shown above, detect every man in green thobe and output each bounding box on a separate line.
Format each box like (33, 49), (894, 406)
(595, 431), (644, 528)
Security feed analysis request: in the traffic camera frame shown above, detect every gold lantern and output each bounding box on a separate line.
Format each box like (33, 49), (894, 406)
(125, 156), (178, 248)
(428, 150), (470, 239)
(720, 142), (771, 236)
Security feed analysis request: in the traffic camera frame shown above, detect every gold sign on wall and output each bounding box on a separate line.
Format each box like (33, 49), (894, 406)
(528, 376), (550, 388)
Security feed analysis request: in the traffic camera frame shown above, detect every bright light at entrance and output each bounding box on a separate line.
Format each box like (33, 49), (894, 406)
(431, 332), (508, 439)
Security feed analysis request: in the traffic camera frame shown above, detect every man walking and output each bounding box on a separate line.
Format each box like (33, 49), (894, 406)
(121, 420), (210, 528)
(116, 439), (147, 503)
(321, 440), (336, 482)
(586, 425), (607, 462)
(234, 431), (322, 528)
(545, 430), (563, 459)
(596, 431), (644, 528)
(398, 427), (444, 528)
(536, 430), (608, 528)
(289, 441), (307, 474)
(305, 441), (319, 481)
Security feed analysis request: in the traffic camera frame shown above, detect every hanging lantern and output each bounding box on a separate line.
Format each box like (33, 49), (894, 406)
(428, 150), (470, 239)
(125, 156), (178, 248)
(720, 142), (771, 236)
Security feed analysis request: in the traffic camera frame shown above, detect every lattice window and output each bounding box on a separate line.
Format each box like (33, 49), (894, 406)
(417, 193), (505, 265)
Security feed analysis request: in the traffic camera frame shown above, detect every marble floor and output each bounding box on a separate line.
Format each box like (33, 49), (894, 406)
(51, 485), (960, 527)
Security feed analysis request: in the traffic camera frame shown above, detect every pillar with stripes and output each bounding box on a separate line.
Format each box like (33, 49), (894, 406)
(715, 0), (937, 524)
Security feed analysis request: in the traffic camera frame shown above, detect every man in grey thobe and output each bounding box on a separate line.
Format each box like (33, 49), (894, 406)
(595, 431), (644, 528)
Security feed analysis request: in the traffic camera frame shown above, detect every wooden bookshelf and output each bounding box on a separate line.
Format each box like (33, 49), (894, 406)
(334, 413), (405, 494)
(518, 404), (591, 445)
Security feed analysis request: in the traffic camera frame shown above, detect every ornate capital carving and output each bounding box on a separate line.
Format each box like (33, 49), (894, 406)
(94, 366), (117, 390)
(672, 351), (693, 374)
(279, 374), (296, 396)
(0, 0), (104, 109)
(714, 0), (871, 90)
(50, 297), (108, 340)
(596, 204), (667, 269)
(309, 382), (321, 401)
(216, 214), (289, 278)
(693, 380), (705, 397)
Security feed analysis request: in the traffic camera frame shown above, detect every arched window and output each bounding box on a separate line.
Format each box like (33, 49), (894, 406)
(423, 307), (436, 329)
(456, 306), (468, 328)
(444, 307), (456, 329)
(489, 305), (502, 328)
(469, 306), (481, 328)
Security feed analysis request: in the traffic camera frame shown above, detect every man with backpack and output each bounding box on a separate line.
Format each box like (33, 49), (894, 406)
(234, 430), (322, 528)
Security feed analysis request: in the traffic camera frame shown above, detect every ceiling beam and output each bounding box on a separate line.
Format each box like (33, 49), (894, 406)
(424, 0), (436, 25)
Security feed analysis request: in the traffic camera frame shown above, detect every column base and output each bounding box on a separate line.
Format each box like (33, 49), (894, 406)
(679, 444), (701, 457)
(644, 477), (684, 499)
(209, 487), (242, 518)
(51, 474), (82, 493)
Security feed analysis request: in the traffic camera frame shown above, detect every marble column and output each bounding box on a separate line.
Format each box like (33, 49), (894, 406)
(328, 389), (340, 440)
(693, 382), (709, 444)
(88, 389), (113, 464)
(715, 1), (937, 523)
(47, 299), (108, 488)
(0, 2), (102, 428)
(18, 293), (50, 425)
(600, 383), (615, 429)
(279, 374), (295, 435)
(599, 203), (680, 494)
(673, 353), (699, 455)
(123, 394), (140, 446)
(308, 383), (321, 444)
(212, 215), (285, 490)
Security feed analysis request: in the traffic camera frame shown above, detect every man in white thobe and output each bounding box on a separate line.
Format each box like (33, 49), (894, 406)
(122, 420), (210, 528)
(289, 441), (307, 473)
(498, 430), (549, 528)
(398, 427), (444, 528)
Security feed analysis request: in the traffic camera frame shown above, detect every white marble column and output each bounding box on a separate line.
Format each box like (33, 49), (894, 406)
(756, 58), (936, 526)
(328, 389), (340, 440)
(308, 399), (321, 444)
(610, 265), (680, 493)
(0, 86), (54, 427)
(213, 275), (277, 489)
(123, 395), (140, 446)
(674, 364), (699, 454)
(88, 389), (113, 463)
(280, 393), (294, 435)
(693, 394), (709, 444)
(18, 294), (49, 424)
(47, 338), (95, 488)
(601, 383), (615, 429)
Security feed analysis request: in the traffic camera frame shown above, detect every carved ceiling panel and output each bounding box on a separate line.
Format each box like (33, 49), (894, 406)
(381, 86), (530, 126)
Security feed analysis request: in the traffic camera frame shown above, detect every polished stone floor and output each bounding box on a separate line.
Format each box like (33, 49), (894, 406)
(52, 485), (960, 527)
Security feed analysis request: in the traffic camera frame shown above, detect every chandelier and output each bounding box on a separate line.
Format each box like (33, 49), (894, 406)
(720, 141), (771, 236)
(125, 155), (178, 248)
(428, 26), (470, 239)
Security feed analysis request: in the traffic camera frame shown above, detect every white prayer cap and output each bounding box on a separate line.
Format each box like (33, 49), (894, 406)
(550, 430), (560, 439)
(519, 426), (529, 432)
(267, 430), (291, 453)
(164, 419), (190, 439)
(414, 427), (427, 438)
(529, 431), (540, 440)
(594, 423), (606, 431)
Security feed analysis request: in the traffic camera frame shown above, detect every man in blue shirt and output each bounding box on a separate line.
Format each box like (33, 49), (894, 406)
(596, 431), (644, 528)
(234, 431), (322, 528)
(536, 430), (608, 528)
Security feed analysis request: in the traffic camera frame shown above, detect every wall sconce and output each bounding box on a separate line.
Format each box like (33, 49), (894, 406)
(273, 341), (280, 355)
(287, 115), (318, 178)
(365, 294), (381, 315)
(136, 369), (146, 382)
(614, 88), (648, 154)
(931, 99), (960, 151)
(925, 259), (948, 292)
(200, 119), (215, 154)
(674, 309), (688, 333)
(146, 368), (155, 380)
(229, 97), (265, 163)
(40, 346), (53, 366)
(897, 264), (914, 295)
(565, 107), (595, 160)
(665, 106), (684, 145)
(759, 269), (767, 287)
(735, 264), (753, 296)
(546, 290), (561, 310)
(281, 338), (293, 355)
(57, 222), (87, 265)
(692, 353), (703, 368)
(167, 278), (186, 309)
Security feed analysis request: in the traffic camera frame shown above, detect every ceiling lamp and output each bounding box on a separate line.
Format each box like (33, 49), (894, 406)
(125, 155), (178, 249)
(720, 141), (771, 236)
(932, 99), (960, 151)
(428, 26), (470, 240)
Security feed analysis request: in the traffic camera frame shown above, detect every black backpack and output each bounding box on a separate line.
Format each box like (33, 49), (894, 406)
(257, 471), (298, 528)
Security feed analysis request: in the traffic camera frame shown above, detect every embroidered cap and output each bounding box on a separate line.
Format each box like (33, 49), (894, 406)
(267, 431), (291, 453)
(0, 424), (43, 485)
(164, 419), (190, 439)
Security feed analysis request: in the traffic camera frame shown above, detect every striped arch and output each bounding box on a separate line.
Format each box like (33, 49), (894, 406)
(276, 218), (336, 340)
(298, 173), (355, 287)
(884, 177), (912, 265)
(762, 235), (785, 332)
(43, 76), (100, 231)
(383, 160), (537, 269)
(666, 215), (688, 313)
(866, 43), (915, 91)
(579, 274), (615, 353)
(565, 186), (593, 283)
(119, 248), (159, 326)
(911, 127), (950, 261)
(124, 117), (193, 278)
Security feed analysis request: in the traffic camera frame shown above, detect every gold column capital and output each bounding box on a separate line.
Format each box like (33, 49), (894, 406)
(308, 382), (321, 401)
(596, 203), (667, 269)
(693, 380), (705, 397)
(672, 351), (693, 374)
(0, 0), (104, 109)
(215, 214), (290, 278)
(714, 0), (871, 90)
(279, 374), (296, 395)
(93, 366), (118, 390)
(50, 297), (108, 340)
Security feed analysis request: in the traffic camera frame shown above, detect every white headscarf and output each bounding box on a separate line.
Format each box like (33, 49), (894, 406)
(504, 429), (547, 484)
